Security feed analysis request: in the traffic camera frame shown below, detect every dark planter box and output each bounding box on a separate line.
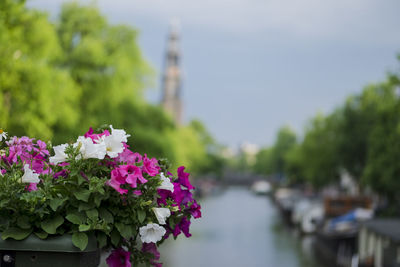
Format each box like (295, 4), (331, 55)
(0, 234), (100, 267)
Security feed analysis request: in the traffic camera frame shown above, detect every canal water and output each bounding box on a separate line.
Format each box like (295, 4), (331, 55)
(160, 186), (321, 267)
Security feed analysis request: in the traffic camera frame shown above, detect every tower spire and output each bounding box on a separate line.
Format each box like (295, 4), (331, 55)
(161, 19), (183, 125)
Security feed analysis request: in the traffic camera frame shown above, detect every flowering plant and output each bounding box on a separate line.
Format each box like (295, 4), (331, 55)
(0, 126), (201, 267)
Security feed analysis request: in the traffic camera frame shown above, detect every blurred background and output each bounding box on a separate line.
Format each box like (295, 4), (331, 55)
(1, 0), (400, 266)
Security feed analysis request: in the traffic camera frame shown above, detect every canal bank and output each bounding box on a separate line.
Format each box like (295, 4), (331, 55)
(159, 186), (321, 267)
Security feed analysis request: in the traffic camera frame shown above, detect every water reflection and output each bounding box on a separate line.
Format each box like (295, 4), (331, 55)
(160, 186), (321, 267)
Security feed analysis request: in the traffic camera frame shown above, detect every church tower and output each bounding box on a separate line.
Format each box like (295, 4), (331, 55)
(161, 20), (182, 125)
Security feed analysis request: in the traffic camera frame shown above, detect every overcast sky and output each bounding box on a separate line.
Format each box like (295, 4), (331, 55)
(28, 0), (400, 148)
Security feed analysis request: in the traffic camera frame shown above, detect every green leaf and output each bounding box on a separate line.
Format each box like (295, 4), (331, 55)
(49, 198), (66, 211)
(79, 224), (91, 232)
(17, 216), (31, 229)
(169, 217), (176, 230)
(110, 229), (120, 246)
(99, 208), (114, 224)
(96, 232), (107, 249)
(86, 209), (98, 221)
(137, 210), (146, 223)
(72, 232), (88, 251)
(94, 194), (103, 206)
(73, 190), (90, 202)
(2, 227), (32, 240)
(66, 212), (86, 225)
(34, 231), (48, 239)
(77, 175), (86, 186)
(78, 202), (95, 211)
(41, 215), (64, 234)
(66, 215), (82, 225)
(115, 223), (133, 239)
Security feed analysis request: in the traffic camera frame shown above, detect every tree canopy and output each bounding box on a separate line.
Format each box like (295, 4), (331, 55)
(0, 0), (222, 176)
(254, 55), (400, 208)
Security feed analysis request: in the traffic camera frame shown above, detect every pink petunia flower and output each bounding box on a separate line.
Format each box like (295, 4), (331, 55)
(107, 169), (128, 194)
(119, 165), (147, 188)
(84, 127), (110, 142)
(116, 148), (142, 165)
(26, 183), (38, 192)
(142, 154), (160, 177)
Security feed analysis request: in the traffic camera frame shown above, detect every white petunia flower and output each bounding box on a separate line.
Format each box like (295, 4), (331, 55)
(158, 172), (174, 192)
(110, 125), (130, 143)
(0, 129), (7, 141)
(152, 208), (171, 225)
(75, 136), (106, 160)
(49, 144), (68, 164)
(103, 135), (124, 158)
(139, 223), (166, 243)
(21, 164), (40, 184)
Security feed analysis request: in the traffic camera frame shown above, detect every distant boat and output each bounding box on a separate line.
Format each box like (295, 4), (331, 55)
(300, 204), (324, 234)
(251, 180), (271, 195)
(291, 198), (324, 234)
(274, 188), (301, 225)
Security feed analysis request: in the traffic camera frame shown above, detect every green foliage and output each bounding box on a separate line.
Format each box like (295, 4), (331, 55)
(0, 0), (80, 140)
(294, 113), (341, 187)
(1, 227), (32, 241)
(41, 216), (64, 234)
(265, 55), (400, 208)
(72, 232), (88, 251)
(0, 0), (223, 178)
(253, 126), (297, 176)
(361, 81), (400, 205)
(254, 148), (274, 175)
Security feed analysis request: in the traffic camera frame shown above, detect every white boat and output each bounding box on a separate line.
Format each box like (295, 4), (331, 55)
(251, 180), (271, 195)
(292, 198), (312, 225)
(300, 204), (324, 234)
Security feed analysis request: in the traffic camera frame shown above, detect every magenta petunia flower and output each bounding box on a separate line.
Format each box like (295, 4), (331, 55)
(107, 169), (128, 194)
(30, 156), (46, 174)
(172, 217), (192, 238)
(177, 166), (194, 190)
(26, 183), (38, 192)
(132, 152), (143, 163)
(107, 164), (149, 194)
(142, 243), (162, 266)
(142, 154), (160, 177)
(84, 127), (110, 142)
(106, 248), (131, 267)
(157, 182), (193, 208)
(53, 169), (68, 179)
(189, 200), (202, 219)
(34, 140), (49, 156)
(116, 144), (142, 165)
(119, 165), (147, 188)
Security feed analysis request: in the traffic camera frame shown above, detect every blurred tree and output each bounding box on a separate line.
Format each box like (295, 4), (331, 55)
(0, 0), (80, 140)
(253, 148), (274, 175)
(271, 126), (297, 174)
(188, 119), (226, 177)
(295, 113), (341, 188)
(166, 125), (207, 174)
(284, 144), (305, 184)
(253, 126), (297, 177)
(361, 79), (400, 212)
(0, 0), (225, 177)
(56, 2), (153, 136)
